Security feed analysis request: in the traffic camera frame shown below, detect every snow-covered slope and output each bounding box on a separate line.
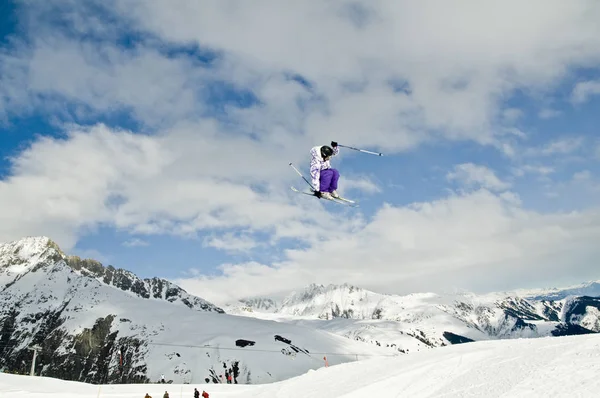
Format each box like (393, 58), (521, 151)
(230, 282), (600, 354)
(2, 333), (599, 397)
(0, 237), (392, 385)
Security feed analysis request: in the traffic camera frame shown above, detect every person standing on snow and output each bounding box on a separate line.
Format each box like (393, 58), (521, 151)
(310, 141), (340, 200)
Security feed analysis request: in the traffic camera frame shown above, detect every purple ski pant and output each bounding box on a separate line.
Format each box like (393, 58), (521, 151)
(319, 168), (339, 192)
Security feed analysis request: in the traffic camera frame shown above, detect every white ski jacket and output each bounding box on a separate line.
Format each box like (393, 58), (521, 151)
(309, 145), (339, 190)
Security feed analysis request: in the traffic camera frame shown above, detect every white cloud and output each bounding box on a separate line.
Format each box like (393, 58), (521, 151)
(2, 1), (600, 149)
(133, 0), (599, 138)
(24, 37), (212, 127)
(538, 109), (561, 119)
(0, 123), (335, 250)
(526, 137), (585, 157)
(447, 163), (510, 192)
(573, 170), (592, 182)
(0, 48), (31, 123)
(177, 189), (600, 304)
(497, 142), (517, 158)
(123, 238), (149, 247)
(499, 191), (522, 206)
(524, 165), (555, 175)
(543, 138), (584, 155)
(570, 171), (600, 194)
(500, 127), (527, 139)
(203, 233), (259, 254)
(341, 176), (382, 194)
(513, 165), (555, 177)
(534, 170), (600, 207)
(502, 108), (524, 124)
(571, 80), (600, 104)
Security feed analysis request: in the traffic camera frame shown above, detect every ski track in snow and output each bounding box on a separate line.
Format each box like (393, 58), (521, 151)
(2, 333), (599, 397)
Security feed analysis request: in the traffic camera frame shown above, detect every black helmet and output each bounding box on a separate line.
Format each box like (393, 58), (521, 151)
(321, 145), (333, 158)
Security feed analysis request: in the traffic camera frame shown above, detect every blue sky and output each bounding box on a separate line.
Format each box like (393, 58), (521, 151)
(1, 1), (600, 304)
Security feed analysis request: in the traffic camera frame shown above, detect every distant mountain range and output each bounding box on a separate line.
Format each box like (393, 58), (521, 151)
(1, 236), (598, 386)
(223, 281), (600, 353)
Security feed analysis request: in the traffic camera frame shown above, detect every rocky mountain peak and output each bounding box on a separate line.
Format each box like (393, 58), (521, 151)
(283, 282), (365, 304)
(239, 297), (279, 311)
(276, 282), (385, 320)
(65, 254), (223, 313)
(1, 236), (223, 313)
(0, 236), (65, 268)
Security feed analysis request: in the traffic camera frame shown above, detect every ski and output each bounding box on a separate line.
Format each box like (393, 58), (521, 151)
(290, 186), (317, 197)
(289, 162), (317, 191)
(331, 195), (357, 204)
(290, 186), (359, 207)
(332, 195), (358, 206)
(288, 163), (358, 207)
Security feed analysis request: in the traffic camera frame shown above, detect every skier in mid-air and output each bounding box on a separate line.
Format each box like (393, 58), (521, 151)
(290, 140), (380, 206)
(310, 141), (340, 200)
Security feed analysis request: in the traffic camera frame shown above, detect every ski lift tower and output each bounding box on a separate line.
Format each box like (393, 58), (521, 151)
(28, 345), (42, 376)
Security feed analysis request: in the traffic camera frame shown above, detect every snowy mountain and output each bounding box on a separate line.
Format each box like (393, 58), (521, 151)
(232, 282), (600, 353)
(3, 235), (598, 387)
(0, 236), (223, 313)
(224, 297), (279, 315)
(0, 237), (392, 385)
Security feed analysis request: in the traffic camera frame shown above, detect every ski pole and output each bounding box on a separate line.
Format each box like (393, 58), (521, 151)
(289, 163), (316, 191)
(338, 144), (383, 156)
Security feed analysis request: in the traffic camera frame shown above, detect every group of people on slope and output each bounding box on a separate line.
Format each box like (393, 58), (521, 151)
(144, 388), (208, 398)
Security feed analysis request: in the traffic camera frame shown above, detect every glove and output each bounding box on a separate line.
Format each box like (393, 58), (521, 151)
(314, 191), (322, 198)
(331, 141), (338, 147)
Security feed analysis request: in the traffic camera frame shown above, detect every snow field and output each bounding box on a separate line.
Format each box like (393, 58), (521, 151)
(2, 333), (599, 397)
